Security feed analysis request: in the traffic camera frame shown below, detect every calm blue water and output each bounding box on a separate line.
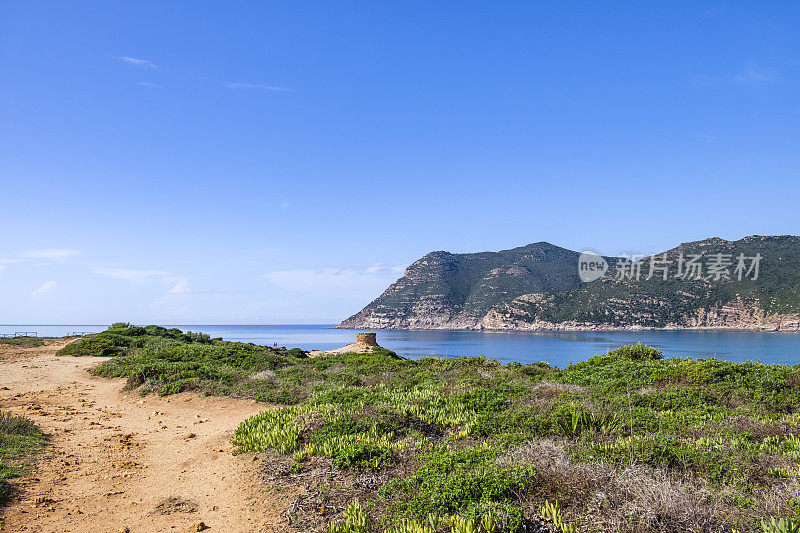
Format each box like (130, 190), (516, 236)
(3, 324), (800, 367)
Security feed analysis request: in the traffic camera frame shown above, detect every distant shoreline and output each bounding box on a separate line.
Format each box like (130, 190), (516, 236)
(335, 325), (800, 333)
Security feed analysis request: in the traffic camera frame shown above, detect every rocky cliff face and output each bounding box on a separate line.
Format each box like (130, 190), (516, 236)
(338, 236), (800, 331)
(478, 295), (800, 331)
(338, 242), (589, 329)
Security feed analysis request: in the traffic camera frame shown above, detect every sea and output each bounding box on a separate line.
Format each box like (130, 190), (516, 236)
(3, 324), (800, 367)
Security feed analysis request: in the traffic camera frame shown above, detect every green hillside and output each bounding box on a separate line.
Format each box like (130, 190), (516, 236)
(339, 235), (800, 330)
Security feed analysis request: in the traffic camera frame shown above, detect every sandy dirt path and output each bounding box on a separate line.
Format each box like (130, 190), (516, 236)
(0, 340), (301, 533)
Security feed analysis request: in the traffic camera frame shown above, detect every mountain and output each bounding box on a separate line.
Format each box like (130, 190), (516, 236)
(338, 236), (800, 331)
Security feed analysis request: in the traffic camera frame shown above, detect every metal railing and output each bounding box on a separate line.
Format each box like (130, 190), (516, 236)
(0, 332), (37, 338)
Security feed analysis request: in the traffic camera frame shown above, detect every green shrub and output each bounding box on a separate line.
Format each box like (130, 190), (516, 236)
(509, 361), (553, 380)
(452, 389), (511, 413)
(82, 325), (302, 397)
(312, 387), (380, 407)
(254, 385), (303, 404)
(380, 447), (532, 526)
(57, 336), (125, 357)
(633, 386), (720, 410)
(333, 443), (394, 470)
(0, 337), (45, 347)
(309, 415), (364, 443)
(606, 342), (663, 361)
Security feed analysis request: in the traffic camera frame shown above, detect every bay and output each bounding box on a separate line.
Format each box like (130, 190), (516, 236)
(3, 324), (800, 366)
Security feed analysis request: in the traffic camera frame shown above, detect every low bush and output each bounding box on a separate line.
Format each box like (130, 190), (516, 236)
(58, 336), (126, 357)
(333, 443), (394, 470)
(74, 324), (303, 399)
(380, 447), (530, 528)
(605, 342), (663, 361)
(0, 337), (45, 347)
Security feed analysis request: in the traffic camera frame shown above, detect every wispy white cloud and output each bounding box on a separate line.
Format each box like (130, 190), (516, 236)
(155, 283), (240, 305)
(120, 56), (157, 69)
(688, 62), (777, 89)
(151, 282), (241, 319)
(32, 281), (56, 297)
(166, 280), (191, 294)
(225, 82), (294, 92)
(732, 62), (774, 86)
(137, 81), (162, 88)
(364, 264), (406, 274)
(20, 249), (80, 261)
(93, 268), (173, 283)
(263, 264), (406, 294)
(695, 134), (718, 143)
(253, 247), (281, 255)
(0, 265), (5, 274)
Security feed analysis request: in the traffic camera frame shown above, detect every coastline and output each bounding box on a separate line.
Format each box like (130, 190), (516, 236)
(335, 324), (800, 333)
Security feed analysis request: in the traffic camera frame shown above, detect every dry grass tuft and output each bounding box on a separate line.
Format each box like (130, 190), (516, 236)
(154, 496), (198, 515)
(532, 381), (586, 394)
(248, 370), (276, 381)
(501, 439), (728, 532)
(526, 381), (587, 408)
(758, 478), (800, 518)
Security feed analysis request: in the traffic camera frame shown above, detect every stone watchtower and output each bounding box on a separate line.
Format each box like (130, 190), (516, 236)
(356, 332), (378, 346)
(315, 331), (381, 357)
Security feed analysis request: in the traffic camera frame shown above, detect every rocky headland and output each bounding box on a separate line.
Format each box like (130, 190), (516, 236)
(339, 235), (800, 332)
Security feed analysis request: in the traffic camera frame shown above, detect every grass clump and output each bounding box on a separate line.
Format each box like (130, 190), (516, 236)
(0, 411), (46, 505)
(232, 405), (307, 454)
(329, 499), (371, 533)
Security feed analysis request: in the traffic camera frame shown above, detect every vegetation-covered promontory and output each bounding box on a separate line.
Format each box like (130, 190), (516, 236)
(62, 324), (800, 531)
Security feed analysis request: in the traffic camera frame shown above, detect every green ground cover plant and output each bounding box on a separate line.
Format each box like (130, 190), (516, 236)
(0, 411), (47, 505)
(69, 327), (800, 531)
(0, 337), (46, 348)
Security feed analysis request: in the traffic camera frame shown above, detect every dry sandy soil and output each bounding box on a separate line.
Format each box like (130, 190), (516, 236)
(0, 339), (301, 533)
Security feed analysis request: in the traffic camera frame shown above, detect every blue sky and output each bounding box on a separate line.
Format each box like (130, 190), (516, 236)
(1, 2), (799, 324)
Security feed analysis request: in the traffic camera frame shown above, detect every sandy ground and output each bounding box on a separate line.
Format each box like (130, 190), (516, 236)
(0, 339), (301, 533)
